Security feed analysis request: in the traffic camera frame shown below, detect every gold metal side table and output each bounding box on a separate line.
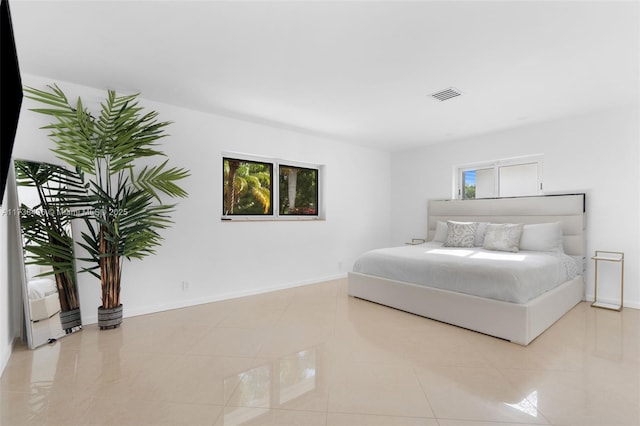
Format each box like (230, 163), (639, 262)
(591, 250), (624, 311)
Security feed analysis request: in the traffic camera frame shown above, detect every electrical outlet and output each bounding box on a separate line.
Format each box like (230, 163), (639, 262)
(181, 281), (189, 291)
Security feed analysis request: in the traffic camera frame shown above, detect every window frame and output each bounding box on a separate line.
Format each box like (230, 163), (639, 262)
(454, 155), (544, 200)
(222, 156), (274, 217)
(278, 163), (319, 217)
(221, 152), (324, 221)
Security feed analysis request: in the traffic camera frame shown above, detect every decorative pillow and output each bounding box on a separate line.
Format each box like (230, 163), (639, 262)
(519, 222), (564, 252)
(483, 223), (524, 252)
(433, 221), (448, 242)
(443, 221), (479, 248)
(474, 222), (488, 247)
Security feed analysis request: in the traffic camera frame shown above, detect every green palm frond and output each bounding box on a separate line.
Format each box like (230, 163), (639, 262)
(25, 85), (98, 174)
(252, 186), (271, 213)
(133, 159), (190, 201)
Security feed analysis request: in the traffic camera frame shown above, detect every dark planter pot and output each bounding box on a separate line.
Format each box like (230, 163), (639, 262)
(98, 304), (123, 330)
(60, 308), (82, 333)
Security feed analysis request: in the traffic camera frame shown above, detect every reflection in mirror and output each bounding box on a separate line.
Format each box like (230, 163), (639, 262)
(14, 159), (82, 348)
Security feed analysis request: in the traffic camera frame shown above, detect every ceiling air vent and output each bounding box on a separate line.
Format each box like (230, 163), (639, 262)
(431, 87), (462, 101)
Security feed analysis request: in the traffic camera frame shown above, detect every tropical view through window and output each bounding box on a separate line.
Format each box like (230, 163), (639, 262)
(223, 156), (320, 217)
(462, 170), (476, 199)
(279, 165), (318, 215)
(461, 167), (495, 199)
(223, 158), (273, 215)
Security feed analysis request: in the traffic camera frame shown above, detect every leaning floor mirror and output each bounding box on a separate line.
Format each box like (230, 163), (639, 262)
(13, 159), (82, 348)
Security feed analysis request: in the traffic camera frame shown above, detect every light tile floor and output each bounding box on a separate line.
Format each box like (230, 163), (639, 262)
(1, 279), (639, 426)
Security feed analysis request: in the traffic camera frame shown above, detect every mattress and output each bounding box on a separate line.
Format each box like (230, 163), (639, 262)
(352, 241), (580, 304)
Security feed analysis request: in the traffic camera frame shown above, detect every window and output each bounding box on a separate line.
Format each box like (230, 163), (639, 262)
(456, 155), (543, 200)
(223, 154), (322, 220)
(279, 165), (318, 216)
(223, 158), (273, 215)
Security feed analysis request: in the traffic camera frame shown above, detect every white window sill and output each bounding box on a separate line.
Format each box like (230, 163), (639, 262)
(221, 216), (325, 222)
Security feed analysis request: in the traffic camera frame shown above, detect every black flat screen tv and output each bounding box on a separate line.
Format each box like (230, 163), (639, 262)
(1, 0), (23, 204)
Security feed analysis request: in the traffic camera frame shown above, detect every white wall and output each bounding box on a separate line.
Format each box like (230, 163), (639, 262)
(8, 75), (391, 326)
(391, 106), (640, 308)
(0, 192), (7, 372)
(0, 166), (26, 373)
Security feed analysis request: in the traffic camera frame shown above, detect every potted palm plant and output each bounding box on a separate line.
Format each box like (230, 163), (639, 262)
(24, 84), (189, 330)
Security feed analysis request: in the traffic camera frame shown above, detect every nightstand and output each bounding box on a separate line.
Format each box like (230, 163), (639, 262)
(591, 250), (624, 311)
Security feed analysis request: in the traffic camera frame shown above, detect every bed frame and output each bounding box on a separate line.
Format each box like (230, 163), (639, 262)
(348, 194), (586, 346)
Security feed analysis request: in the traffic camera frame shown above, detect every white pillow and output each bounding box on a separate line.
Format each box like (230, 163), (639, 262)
(519, 222), (564, 252)
(483, 223), (524, 253)
(434, 220), (486, 245)
(474, 222), (488, 247)
(443, 221), (479, 248)
(433, 221), (448, 242)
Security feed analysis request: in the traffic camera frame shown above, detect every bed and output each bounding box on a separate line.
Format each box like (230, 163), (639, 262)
(348, 194), (585, 346)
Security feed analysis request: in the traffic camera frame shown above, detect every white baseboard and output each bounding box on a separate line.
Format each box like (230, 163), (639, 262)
(77, 278), (639, 325)
(585, 294), (639, 310)
(1, 337), (19, 377)
(81, 273), (348, 325)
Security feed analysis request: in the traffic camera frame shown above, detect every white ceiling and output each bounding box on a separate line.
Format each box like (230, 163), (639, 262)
(9, 0), (640, 152)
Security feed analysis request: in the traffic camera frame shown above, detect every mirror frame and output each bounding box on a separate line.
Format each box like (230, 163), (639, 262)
(11, 158), (82, 349)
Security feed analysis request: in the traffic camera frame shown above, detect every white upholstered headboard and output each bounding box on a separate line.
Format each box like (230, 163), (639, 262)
(427, 194), (586, 257)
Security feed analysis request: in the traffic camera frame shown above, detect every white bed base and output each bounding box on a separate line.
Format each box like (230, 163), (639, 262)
(349, 272), (583, 345)
(348, 194), (586, 346)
